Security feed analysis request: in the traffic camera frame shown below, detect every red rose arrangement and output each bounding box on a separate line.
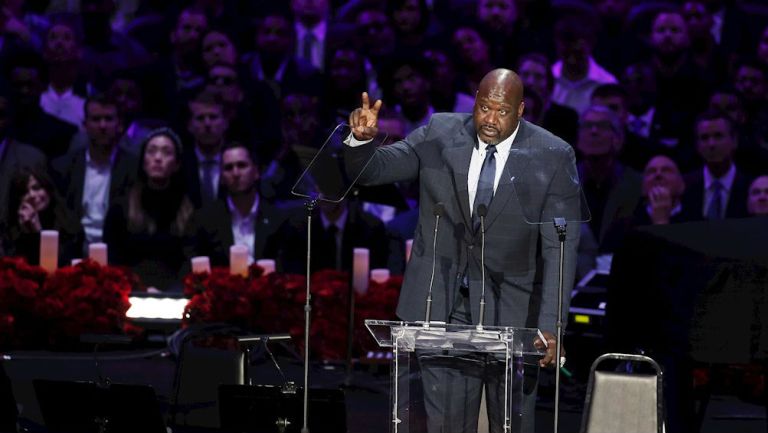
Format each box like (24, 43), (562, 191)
(38, 259), (136, 346)
(183, 267), (401, 360)
(0, 257), (136, 349)
(0, 257), (48, 348)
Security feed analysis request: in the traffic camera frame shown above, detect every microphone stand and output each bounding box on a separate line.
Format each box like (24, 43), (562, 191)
(423, 203), (444, 327)
(301, 198), (317, 433)
(552, 217), (567, 433)
(476, 205), (488, 331)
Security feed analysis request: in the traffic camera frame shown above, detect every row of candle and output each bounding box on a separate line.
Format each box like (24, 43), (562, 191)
(40, 231), (415, 294)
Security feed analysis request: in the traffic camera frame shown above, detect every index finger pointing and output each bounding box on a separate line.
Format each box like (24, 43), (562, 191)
(361, 92), (370, 110)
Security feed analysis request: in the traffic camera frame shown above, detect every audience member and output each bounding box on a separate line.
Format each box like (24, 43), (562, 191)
(591, 83), (664, 170)
(103, 128), (193, 291)
(649, 10), (710, 142)
(185, 142), (289, 268)
(40, 19), (86, 129)
(388, 0), (432, 51)
(1, 168), (81, 265)
(576, 105), (642, 244)
(51, 94), (137, 250)
(183, 89), (229, 208)
(451, 24), (494, 95)
(244, 11), (321, 101)
(280, 199), (389, 274)
(517, 52), (579, 145)
(79, 0), (150, 88)
(200, 29), (238, 70)
(386, 56), (435, 134)
(681, 111), (751, 220)
(592, 0), (641, 76)
(423, 46), (474, 114)
(747, 175), (768, 216)
(5, 51), (77, 158)
(551, 15), (617, 114)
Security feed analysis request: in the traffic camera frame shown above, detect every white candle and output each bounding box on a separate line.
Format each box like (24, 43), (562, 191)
(191, 256), (211, 274)
(39, 230), (59, 273)
(405, 239), (414, 263)
(256, 258), (276, 275)
(370, 268), (390, 283)
(353, 248), (370, 294)
(89, 243), (108, 266)
(230, 245), (249, 276)
(71, 258), (82, 266)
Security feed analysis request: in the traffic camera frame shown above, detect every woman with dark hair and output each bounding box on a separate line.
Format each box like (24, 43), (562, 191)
(1, 168), (82, 265)
(103, 128), (194, 291)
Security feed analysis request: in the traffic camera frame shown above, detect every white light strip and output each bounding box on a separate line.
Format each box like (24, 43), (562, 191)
(127, 297), (187, 320)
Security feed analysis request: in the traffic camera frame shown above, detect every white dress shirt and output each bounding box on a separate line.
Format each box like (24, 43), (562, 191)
(551, 56), (617, 114)
(467, 124), (519, 215)
(228, 195), (260, 263)
(39, 85), (85, 129)
(81, 148), (116, 244)
(702, 163), (736, 218)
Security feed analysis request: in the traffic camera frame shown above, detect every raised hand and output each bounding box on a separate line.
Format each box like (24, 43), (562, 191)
(648, 186), (673, 224)
(18, 201), (41, 233)
(348, 92), (382, 141)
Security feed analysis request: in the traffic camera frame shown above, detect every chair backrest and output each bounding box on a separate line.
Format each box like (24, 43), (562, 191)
(581, 353), (664, 433)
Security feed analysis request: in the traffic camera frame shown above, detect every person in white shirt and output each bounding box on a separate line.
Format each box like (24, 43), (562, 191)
(551, 16), (617, 114)
(40, 20), (85, 129)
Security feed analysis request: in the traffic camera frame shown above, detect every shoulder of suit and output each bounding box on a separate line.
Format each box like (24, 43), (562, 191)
(521, 120), (571, 150)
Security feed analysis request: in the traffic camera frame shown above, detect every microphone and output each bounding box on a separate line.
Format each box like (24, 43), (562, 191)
(424, 202), (445, 326)
(476, 204), (488, 330)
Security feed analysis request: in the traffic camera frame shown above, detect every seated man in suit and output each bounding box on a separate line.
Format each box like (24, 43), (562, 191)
(602, 154), (690, 252)
(681, 111), (752, 220)
(185, 142), (288, 267)
(52, 93), (137, 252)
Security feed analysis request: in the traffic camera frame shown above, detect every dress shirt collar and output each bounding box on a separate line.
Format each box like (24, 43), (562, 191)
(44, 84), (74, 98)
(296, 20), (326, 41)
(320, 205), (348, 231)
(85, 145), (118, 168)
(704, 163), (736, 191)
(195, 146), (221, 164)
(552, 56), (616, 84)
(227, 194), (260, 221)
(646, 202), (682, 218)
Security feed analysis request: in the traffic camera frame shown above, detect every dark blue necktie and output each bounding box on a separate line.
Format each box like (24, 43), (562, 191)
(707, 180), (723, 220)
(472, 144), (497, 231)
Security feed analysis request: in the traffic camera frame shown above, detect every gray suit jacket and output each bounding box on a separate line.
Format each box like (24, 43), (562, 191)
(346, 114), (580, 332)
(0, 140), (46, 224)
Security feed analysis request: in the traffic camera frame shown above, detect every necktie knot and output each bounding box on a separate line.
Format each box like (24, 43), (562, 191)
(485, 144), (497, 156)
(711, 179), (722, 192)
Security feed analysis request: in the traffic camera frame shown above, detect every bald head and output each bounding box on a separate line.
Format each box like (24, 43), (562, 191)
(474, 68), (525, 145)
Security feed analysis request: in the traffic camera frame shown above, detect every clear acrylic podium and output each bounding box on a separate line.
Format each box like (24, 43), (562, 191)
(366, 320), (546, 433)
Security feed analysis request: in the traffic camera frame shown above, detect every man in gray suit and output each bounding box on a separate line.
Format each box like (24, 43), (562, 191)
(346, 69), (580, 433)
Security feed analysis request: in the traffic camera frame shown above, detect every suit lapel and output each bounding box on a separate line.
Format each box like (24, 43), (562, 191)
(485, 120), (533, 229)
(443, 119), (475, 232)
